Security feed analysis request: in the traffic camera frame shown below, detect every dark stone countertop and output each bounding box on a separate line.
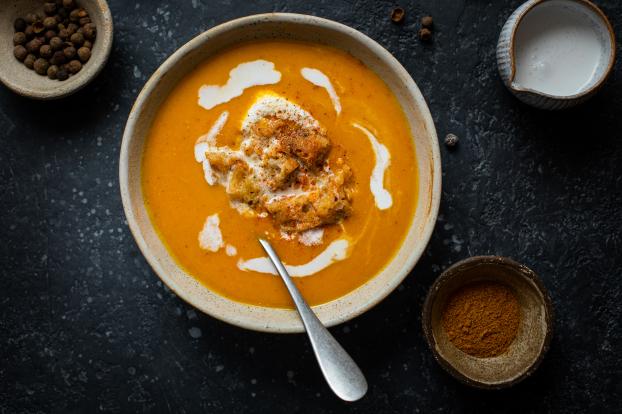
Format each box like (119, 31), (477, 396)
(1, 1), (621, 412)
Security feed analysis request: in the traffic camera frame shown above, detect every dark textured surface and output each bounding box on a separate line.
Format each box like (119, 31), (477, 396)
(1, 0), (621, 412)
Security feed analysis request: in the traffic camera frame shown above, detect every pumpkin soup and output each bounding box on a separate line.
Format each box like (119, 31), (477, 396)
(142, 41), (418, 308)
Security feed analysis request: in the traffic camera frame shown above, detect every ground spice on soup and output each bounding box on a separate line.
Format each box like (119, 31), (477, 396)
(441, 281), (521, 358)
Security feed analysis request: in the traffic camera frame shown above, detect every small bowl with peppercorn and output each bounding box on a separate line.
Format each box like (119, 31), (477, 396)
(422, 256), (553, 389)
(0, 0), (113, 100)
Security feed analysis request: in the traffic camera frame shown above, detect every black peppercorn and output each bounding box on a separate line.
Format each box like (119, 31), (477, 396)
(57, 68), (69, 81)
(70, 32), (84, 46)
(43, 16), (57, 30)
(82, 23), (96, 40)
(24, 54), (37, 69)
(25, 38), (43, 54)
(47, 65), (59, 79)
(79, 17), (91, 26)
(77, 46), (91, 62)
(77, 8), (89, 18)
(25, 13), (39, 25)
(13, 32), (27, 45)
(421, 16), (433, 29)
(24, 25), (35, 39)
(44, 2), (58, 16)
(67, 23), (79, 35)
(44, 30), (56, 41)
(14, 45), (28, 61)
(418, 27), (432, 42)
(63, 46), (77, 59)
(67, 59), (82, 74)
(32, 21), (45, 34)
(50, 36), (63, 51)
(444, 133), (459, 148)
(69, 9), (81, 22)
(59, 28), (70, 40)
(39, 44), (53, 59)
(63, 0), (76, 9)
(83, 40), (92, 49)
(14, 18), (27, 32)
(57, 7), (68, 20)
(50, 50), (66, 65)
(391, 7), (405, 23)
(34, 58), (50, 75)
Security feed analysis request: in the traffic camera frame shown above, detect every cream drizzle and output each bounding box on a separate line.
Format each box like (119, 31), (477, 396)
(237, 239), (349, 277)
(194, 111), (229, 186)
(198, 214), (224, 252)
(352, 123), (393, 210)
(198, 60), (281, 110)
(300, 67), (342, 115)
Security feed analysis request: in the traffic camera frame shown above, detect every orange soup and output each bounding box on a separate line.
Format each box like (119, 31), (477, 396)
(142, 41), (418, 308)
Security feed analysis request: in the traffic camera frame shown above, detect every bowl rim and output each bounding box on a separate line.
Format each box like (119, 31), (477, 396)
(421, 255), (554, 389)
(0, 0), (114, 100)
(119, 12), (442, 333)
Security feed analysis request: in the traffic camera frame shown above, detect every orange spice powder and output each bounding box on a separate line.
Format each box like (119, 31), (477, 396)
(441, 281), (521, 358)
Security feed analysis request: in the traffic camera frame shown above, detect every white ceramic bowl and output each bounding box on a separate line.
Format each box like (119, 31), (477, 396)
(120, 13), (441, 333)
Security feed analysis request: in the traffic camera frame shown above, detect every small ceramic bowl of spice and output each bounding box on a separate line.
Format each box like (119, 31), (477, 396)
(422, 256), (553, 389)
(0, 0), (113, 100)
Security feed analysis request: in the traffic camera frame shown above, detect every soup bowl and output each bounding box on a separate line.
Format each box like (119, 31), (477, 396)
(120, 13), (441, 333)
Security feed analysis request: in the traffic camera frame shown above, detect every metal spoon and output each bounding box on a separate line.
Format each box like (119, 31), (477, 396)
(258, 238), (368, 402)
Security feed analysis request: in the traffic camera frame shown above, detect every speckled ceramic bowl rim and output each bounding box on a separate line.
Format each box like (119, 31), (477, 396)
(507, 0), (616, 100)
(422, 256), (554, 389)
(0, 0), (113, 100)
(120, 13), (441, 333)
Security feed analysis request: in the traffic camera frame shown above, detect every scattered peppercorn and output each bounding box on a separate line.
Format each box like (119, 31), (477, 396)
(421, 15), (433, 29)
(77, 46), (91, 62)
(390, 7), (405, 23)
(418, 27), (432, 42)
(24, 54), (37, 69)
(47, 65), (59, 79)
(34, 58), (50, 75)
(13, 32), (27, 45)
(444, 133), (459, 148)
(11, 1), (97, 81)
(14, 45), (28, 61)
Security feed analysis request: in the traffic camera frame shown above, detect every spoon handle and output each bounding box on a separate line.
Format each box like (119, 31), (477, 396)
(258, 238), (368, 402)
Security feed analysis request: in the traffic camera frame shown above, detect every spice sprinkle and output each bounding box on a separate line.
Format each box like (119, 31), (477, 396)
(441, 281), (521, 358)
